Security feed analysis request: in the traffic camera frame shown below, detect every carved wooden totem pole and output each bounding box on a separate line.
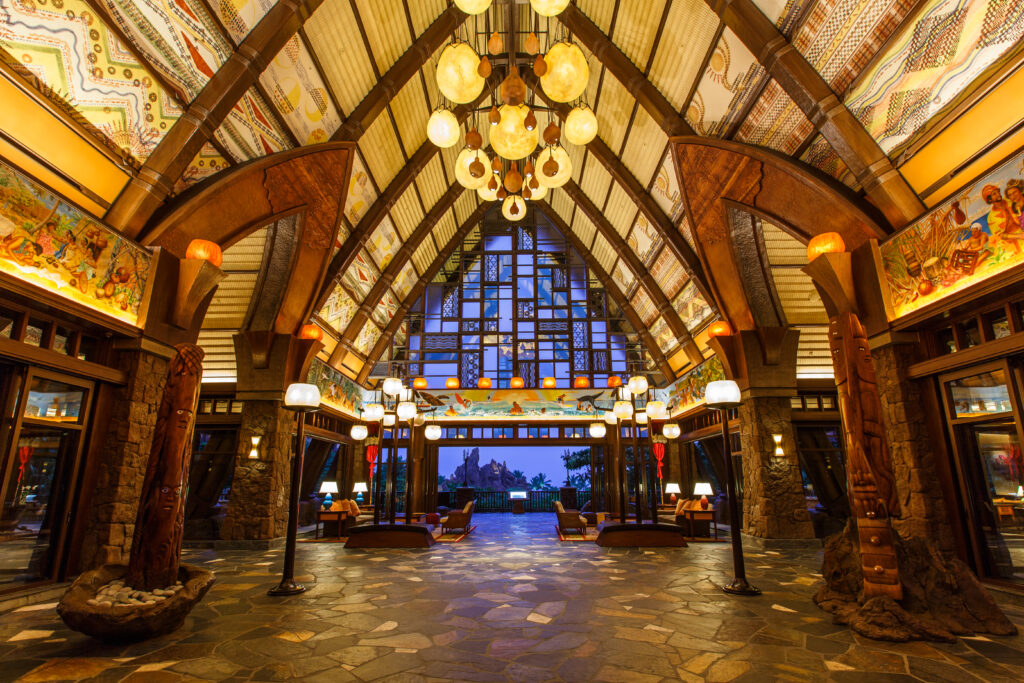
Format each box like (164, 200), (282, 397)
(126, 344), (204, 590)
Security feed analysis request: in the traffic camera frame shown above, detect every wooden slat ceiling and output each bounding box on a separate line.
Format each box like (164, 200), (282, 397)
(5, 0), (1020, 383)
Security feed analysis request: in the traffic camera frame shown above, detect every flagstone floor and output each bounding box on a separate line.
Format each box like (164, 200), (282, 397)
(2, 513), (1024, 682)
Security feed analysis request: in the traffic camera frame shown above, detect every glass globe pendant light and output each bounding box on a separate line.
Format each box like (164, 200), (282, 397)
(540, 41), (589, 103)
(478, 182), (499, 202)
(454, 0), (492, 14)
(564, 104), (598, 145)
(427, 107), (460, 148)
(530, 0), (570, 16)
(535, 146), (572, 188)
(455, 148), (490, 189)
(436, 41), (485, 104)
(525, 180), (547, 201)
(502, 194), (526, 221)
(490, 105), (539, 160)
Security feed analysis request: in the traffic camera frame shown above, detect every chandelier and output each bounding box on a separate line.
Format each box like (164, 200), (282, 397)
(431, 0), (599, 216)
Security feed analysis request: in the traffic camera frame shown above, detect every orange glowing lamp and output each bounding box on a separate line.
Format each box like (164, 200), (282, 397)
(185, 239), (223, 268)
(542, 377), (557, 389)
(707, 320), (732, 338)
(607, 376), (622, 388)
(445, 377), (460, 389)
(298, 324), (322, 341)
(477, 377), (493, 389)
(510, 377), (525, 389)
(573, 376), (590, 389)
(412, 377), (428, 390)
(806, 232), (846, 262)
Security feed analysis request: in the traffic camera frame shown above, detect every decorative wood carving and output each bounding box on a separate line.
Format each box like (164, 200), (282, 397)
(125, 344), (204, 591)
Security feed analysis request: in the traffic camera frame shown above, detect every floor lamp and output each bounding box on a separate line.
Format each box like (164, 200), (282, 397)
(705, 380), (760, 597)
(269, 382), (320, 597)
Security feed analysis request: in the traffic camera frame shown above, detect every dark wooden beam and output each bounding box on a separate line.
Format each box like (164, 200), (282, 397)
(562, 180), (702, 368)
(703, 0), (924, 229)
(332, 5), (467, 141)
(358, 201), (491, 383)
(104, 0), (324, 238)
(536, 201), (676, 381)
(557, 3), (694, 137)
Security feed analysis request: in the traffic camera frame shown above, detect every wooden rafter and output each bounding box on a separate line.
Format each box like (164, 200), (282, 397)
(358, 202), (491, 383)
(703, 0), (924, 229)
(104, 0), (324, 238)
(561, 180), (702, 368)
(536, 202), (676, 381)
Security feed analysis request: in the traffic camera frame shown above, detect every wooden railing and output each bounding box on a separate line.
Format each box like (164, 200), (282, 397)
(436, 489), (592, 512)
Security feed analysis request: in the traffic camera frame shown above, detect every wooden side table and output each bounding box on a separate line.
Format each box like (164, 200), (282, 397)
(679, 506), (717, 540)
(316, 510), (346, 539)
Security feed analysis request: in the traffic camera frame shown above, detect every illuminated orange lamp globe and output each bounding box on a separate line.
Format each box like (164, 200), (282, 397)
(298, 324), (322, 341)
(806, 232), (846, 261)
(707, 320), (732, 338)
(185, 239), (223, 268)
(540, 41), (589, 103)
(445, 377), (460, 389)
(573, 376), (590, 389)
(436, 41), (485, 104)
(477, 377), (493, 389)
(542, 377), (557, 389)
(510, 377), (525, 389)
(412, 377), (428, 390)
(607, 376), (622, 388)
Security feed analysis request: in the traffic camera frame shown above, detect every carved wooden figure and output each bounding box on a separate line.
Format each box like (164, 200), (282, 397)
(126, 344), (204, 591)
(829, 312), (902, 600)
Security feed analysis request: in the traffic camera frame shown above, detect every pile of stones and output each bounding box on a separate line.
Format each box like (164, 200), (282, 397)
(85, 579), (185, 608)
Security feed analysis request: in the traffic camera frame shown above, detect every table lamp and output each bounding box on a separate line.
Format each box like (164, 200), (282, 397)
(319, 481), (339, 510)
(694, 482), (713, 510)
(353, 482), (368, 504)
(664, 483), (681, 503)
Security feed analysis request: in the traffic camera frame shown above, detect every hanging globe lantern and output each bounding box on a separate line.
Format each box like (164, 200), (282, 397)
(425, 424), (442, 441)
(454, 0), (492, 14)
(455, 148), (491, 189)
(526, 181), (547, 201)
(613, 400), (633, 420)
(502, 194), (526, 221)
(540, 41), (589, 103)
(564, 104), (598, 145)
(490, 104), (539, 160)
(530, 0), (570, 16)
(589, 422), (606, 438)
(478, 183), (499, 202)
(427, 108), (460, 148)
(436, 41), (485, 104)
(627, 375), (649, 395)
(535, 146), (572, 188)
(603, 410), (617, 426)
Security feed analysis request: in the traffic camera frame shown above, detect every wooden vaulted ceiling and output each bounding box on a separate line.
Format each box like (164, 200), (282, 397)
(2, 0), (1022, 386)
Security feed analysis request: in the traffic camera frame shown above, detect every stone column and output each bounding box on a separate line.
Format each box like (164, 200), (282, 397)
(871, 340), (955, 553)
(219, 400), (295, 540)
(79, 346), (171, 568)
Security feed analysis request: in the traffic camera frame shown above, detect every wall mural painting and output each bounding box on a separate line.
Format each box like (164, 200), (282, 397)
(655, 356), (726, 418)
(880, 148), (1024, 318)
(308, 358), (368, 418)
(409, 388), (614, 421)
(0, 161), (150, 325)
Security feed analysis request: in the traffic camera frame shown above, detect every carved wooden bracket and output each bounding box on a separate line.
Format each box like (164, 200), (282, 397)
(234, 331), (324, 401)
(707, 328), (799, 393)
(803, 251), (858, 318)
(174, 258), (226, 331)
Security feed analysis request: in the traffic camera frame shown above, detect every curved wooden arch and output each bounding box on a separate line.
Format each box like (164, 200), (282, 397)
(143, 142), (355, 336)
(671, 136), (887, 331)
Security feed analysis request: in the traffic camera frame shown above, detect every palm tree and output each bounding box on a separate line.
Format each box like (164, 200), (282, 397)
(530, 473), (553, 490)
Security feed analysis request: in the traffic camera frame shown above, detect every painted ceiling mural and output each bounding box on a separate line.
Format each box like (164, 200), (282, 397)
(259, 34), (341, 146)
(650, 247), (688, 301)
(844, 0), (1024, 154)
(675, 281), (714, 333)
(686, 28), (767, 137)
(212, 87), (290, 162)
(0, 0), (181, 164)
(209, 0), (274, 45)
(317, 282), (357, 335)
(654, 355), (726, 417)
(175, 142), (229, 192)
(403, 387), (615, 421)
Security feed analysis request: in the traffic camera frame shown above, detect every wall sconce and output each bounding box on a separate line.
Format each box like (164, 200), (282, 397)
(773, 433), (784, 457)
(248, 435), (262, 459)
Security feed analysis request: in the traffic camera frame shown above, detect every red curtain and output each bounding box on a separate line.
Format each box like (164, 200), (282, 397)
(652, 442), (665, 479)
(366, 445), (379, 475)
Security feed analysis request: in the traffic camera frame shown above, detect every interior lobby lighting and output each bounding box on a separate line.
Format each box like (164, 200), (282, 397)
(564, 104), (598, 145)
(607, 376), (622, 388)
(248, 435), (261, 459)
(446, 377), (460, 389)
(627, 375), (649, 395)
(363, 403), (385, 421)
(284, 383), (320, 411)
(350, 424), (368, 441)
(705, 380), (741, 409)
(510, 376), (525, 389)
(456, 148), (491, 189)
(397, 401), (417, 421)
(490, 105), (539, 160)
(382, 377), (403, 397)
(694, 482), (713, 510)
(427, 108), (460, 148)
(535, 146), (572, 188)
(530, 0), (569, 15)
(613, 400), (633, 420)
(477, 377), (493, 389)
(773, 433), (785, 456)
(454, 0), (492, 14)
(589, 422), (606, 438)
(185, 238), (223, 267)
(352, 482), (368, 503)
(502, 194), (527, 221)
(664, 483), (681, 502)
(663, 423), (681, 439)
(436, 40), (485, 104)
(298, 324), (322, 341)
(412, 377), (428, 389)
(540, 41), (589, 102)
(646, 400), (666, 419)
(806, 232), (846, 261)
(707, 320), (732, 338)
(573, 376), (590, 389)
(542, 377), (557, 388)
(603, 410), (617, 425)
(425, 424), (442, 441)
(319, 481), (338, 510)
(383, 414), (397, 427)
(635, 411), (648, 425)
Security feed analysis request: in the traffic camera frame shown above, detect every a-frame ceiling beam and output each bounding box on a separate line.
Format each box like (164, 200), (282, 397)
(332, 4), (467, 141)
(536, 202), (676, 381)
(703, 0), (924, 229)
(359, 202), (490, 384)
(557, 4), (694, 137)
(105, 0), (324, 239)
(333, 182), (467, 364)
(561, 181), (702, 369)
(317, 80), (496, 308)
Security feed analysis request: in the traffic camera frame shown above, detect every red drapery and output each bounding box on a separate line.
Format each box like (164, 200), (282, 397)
(652, 442), (665, 479)
(366, 444), (379, 475)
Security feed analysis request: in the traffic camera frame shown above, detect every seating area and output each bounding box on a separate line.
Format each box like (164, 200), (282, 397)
(440, 501), (475, 535)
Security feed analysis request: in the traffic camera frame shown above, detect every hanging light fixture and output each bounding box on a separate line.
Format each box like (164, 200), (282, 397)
(412, 377), (428, 390)
(526, 181), (547, 202)
(427, 108), (460, 148)
(396, 401), (417, 421)
(564, 104), (598, 145)
(382, 377), (403, 397)
(573, 376), (590, 389)
(646, 400), (667, 419)
(603, 410), (617, 426)
(502, 194), (526, 221)
(636, 411), (649, 425)
(542, 377), (557, 389)
(382, 414), (397, 427)
(510, 377), (525, 389)
(350, 424), (368, 441)
(540, 41), (589, 102)
(477, 377), (493, 389)
(613, 400), (633, 420)
(627, 375), (649, 395)
(530, 0), (570, 16)
(589, 422), (606, 438)
(478, 183), (499, 202)
(363, 403), (385, 421)
(535, 146), (572, 187)
(490, 105), (539, 160)
(454, 0), (492, 14)
(455, 148), (491, 189)
(663, 423), (681, 439)
(446, 377), (460, 389)
(436, 40), (485, 104)
(425, 423), (442, 440)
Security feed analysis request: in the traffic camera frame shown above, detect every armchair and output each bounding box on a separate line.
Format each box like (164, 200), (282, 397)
(441, 500), (474, 534)
(554, 501), (587, 536)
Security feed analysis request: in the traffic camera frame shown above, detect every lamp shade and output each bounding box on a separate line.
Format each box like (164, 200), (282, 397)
(525, 181), (547, 202)
(564, 104), (598, 145)
(664, 483), (681, 495)
(298, 324), (322, 341)
(319, 481), (339, 494)
(542, 377), (557, 389)
(284, 383), (320, 410)
(705, 380), (741, 409)
(613, 400), (633, 420)
(502, 194), (527, 221)
(490, 105), (539, 160)
(510, 376), (525, 389)
(530, 0), (570, 15)
(185, 238), (223, 267)
(446, 377), (460, 389)
(456, 148), (491, 189)
(635, 411), (649, 425)
(382, 377), (403, 397)
(589, 422), (606, 438)
(350, 424), (368, 440)
(436, 41), (485, 104)
(573, 376), (590, 389)
(363, 403), (385, 421)
(646, 400), (666, 419)
(707, 320), (732, 338)
(540, 41), (589, 102)
(603, 410), (617, 425)
(627, 375), (649, 395)
(535, 146), (572, 188)
(425, 424), (442, 441)
(396, 401), (417, 421)
(352, 482), (369, 493)
(807, 232), (846, 261)
(477, 377), (493, 389)
(693, 482), (713, 496)
(382, 414), (396, 427)
(427, 108), (460, 148)
(607, 376), (622, 388)
(454, 0), (492, 14)
(412, 377), (428, 389)
(663, 422), (681, 439)
(477, 182), (499, 202)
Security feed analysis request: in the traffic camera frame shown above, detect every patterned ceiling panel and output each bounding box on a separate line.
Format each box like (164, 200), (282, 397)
(415, 156), (447, 211)
(260, 34), (341, 145)
(367, 216), (401, 269)
(353, 0), (416, 76)
(762, 221), (807, 265)
(390, 185), (425, 241)
(572, 211), (597, 248)
(175, 143), (229, 192)
(678, 214), (696, 249)
(591, 232), (616, 273)
(801, 134), (861, 189)
(675, 280), (714, 331)
(213, 87), (291, 161)
(794, 0), (917, 97)
(412, 238), (437, 274)
(354, 319), (382, 356)
(358, 113), (404, 188)
(392, 260), (418, 299)
(210, 0), (273, 44)
(650, 246), (688, 299)
(649, 315), (679, 354)
(341, 249), (380, 301)
(371, 288), (400, 330)
(627, 214), (663, 267)
(99, 0), (231, 101)
(631, 286), (658, 326)
(687, 28), (767, 136)
(0, 0), (181, 163)
(651, 151), (686, 223)
(735, 79), (815, 154)
(611, 258), (636, 297)
(844, 0), (1024, 155)
(318, 282), (358, 334)
(344, 153), (378, 226)
(647, 0), (720, 110)
(753, 0), (811, 33)
(610, 0), (667, 70)
(432, 209), (457, 250)
(304, 0), (374, 116)
(604, 184), (636, 238)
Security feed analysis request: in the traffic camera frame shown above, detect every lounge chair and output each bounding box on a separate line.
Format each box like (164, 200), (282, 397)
(554, 500), (587, 536)
(441, 500), (474, 534)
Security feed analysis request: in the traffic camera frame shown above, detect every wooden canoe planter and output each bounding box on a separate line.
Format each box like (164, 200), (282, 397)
(595, 523), (687, 548)
(344, 523), (436, 549)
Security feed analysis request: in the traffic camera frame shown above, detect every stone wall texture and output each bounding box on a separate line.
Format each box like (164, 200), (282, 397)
(219, 400), (295, 540)
(871, 342), (955, 553)
(79, 349), (170, 569)
(738, 396), (815, 539)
